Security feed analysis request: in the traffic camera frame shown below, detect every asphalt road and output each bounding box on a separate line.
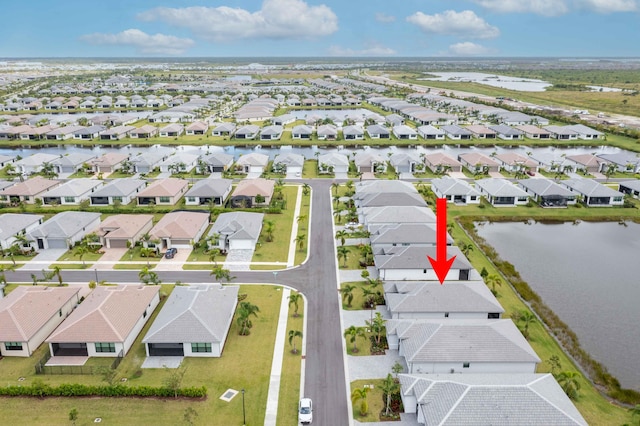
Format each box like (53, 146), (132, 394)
(6, 179), (349, 426)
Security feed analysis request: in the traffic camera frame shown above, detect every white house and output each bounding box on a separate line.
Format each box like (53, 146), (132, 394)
(430, 177), (481, 204)
(374, 246), (477, 282)
(207, 211), (264, 251)
(28, 211), (101, 250)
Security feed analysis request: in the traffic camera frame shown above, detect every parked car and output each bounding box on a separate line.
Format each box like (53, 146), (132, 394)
(527, 170), (535, 176)
(298, 397), (313, 424)
(165, 248), (177, 259)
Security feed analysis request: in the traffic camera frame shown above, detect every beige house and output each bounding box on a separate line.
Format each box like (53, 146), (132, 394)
(0, 176), (60, 204)
(97, 214), (154, 249)
(0, 286), (80, 357)
(149, 211), (210, 250)
(137, 178), (189, 206)
(89, 152), (129, 173)
(230, 178), (275, 208)
(47, 286), (160, 358)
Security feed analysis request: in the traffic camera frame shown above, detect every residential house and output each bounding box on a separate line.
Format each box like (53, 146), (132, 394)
(398, 374), (587, 426)
(234, 125), (260, 140)
(28, 211), (101, 250)
(354, 151), (387, 174)
(260, 125), (283, 140)
(342, 125), (365, 140)
(46, 286), (160, 358)
(96, 214), (154, 249)
(89, 178), (146, 206)
(476, 178), (530, 206)
(208, 211), (264, 251)
(517, 179), (577, 207)
(14, 153), (60, 175)
(45, 126), (84, 141)
(230, 178), (275, 208)
(291, 124), (312, 140)
(424, 152), (463, 174)
(185, 178), (232, 206)
(466, 124), (497, 139)
(597, 152), (640, 173)
(489, 124), (524, 140)
(159, 123), (184, 137)
(530, 152), (571, 173)
(355, 180), (418, 196)
(0, 176), (60, 204)
(442, 125), (473, 140)
(235, 153), (269, 175)
(99, 125), (136, 140)
(129, 125), (158, 139)
(458, 152), (500, 174)
(384, 280), (503, 320)
(357, 192), (426, 209)
(516, 124), (551, 139)
(89, 152), (129, 174)
(149, 211), (210, 250)
(544, 125), (579, 140)
(619, 180), (640, 199)
(0, 213), (44, 250)
(130, 152), (167, 174)
(158, 153), (199, 174)
(369, 223), (452, 251)
(388, 319), (540, 374)
(566, 124), (604, 140)
(41, 178), (103, 205)
(561, 178), (625, 206)
(272, 153), (304, 176)
(494, 153), (539, 173)
(392, 125), (418, 140)
(136, 178), (189, 206)
(389, 152), (421, 174)
(211, 122), (236, 137)
(385, 113), (404, 126)
(366, 124), (390, 139)
(185, 121), (209, 136)
(417, 125), (445, 140)
(0, 286), (80, 357)
(374, 245), (474, 281)
(72, 125), (106, 140)
(51, 153), (96, 174)
(272, 114), (295, 126)
(431, 177), (481, 204)
(317, 152), (349, 175)
(566, 153), (606, 174)
(143, 285), (239, 357)
(316, 124), (338, 141)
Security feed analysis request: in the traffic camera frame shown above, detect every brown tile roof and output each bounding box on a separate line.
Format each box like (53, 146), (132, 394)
(0, 286), (80, 341)
(97, 214), (154, 239)
(47, 286), (159, 343)
(1, 176), (60, 196)
(232, 178), (275, 197)
(150, 211), (209, 240)
(90, 152), (129, 167)
(137, 178), (188, 197)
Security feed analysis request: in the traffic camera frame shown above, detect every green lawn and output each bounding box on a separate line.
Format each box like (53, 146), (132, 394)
(336, 245), (363, 270)
(294, 190), (311, 266)
(340, 281), (372, 311)
(112, 263), (154, 270)
(57, 249), (103, 263)
(350, 380), (385, 422)
(119, 246), (161, 263)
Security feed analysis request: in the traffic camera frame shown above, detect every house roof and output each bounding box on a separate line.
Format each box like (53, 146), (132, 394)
(565, 124), (603, 136)
(130, 125), (157, 135)
(137, 178), (188, 198)
(236, 153), (269, 167)
(619, 180), (640, 192)
(160, 123), (184, 133)
(29, 211), (101, 239)
(466, 124), (497, 135)
(186, 178), (232, 197)
(597, 152), (640, 167)
(424, 152), (462, 167)
(389, 152), (421, 167)
(47, 286), (159, 344)
(201, 152), (233, 167)
(91, 178), (145, 197)
(97, 214), (154, 240)
(0, 213), (43, 242)
(208, 211), (264, 241)
(517, 179), (573, 197)
(354, 151), (386, 166)
(458, 152), (500, 167)
(131, 152), (166, 168)
(235, 125), (260, 135)
(476, 178), (530, 197)
(442, 125), (473, 136)
(90, 152), (129, 167)
(232, 178), (275, 197)
(318, 152), (349, 167)
(375, 245), (470, 270)
(562, 178), (624, 197)
(390, 319), (540, 364)
(273, 153), (304, 167)
(363, 206), (435, 225)
(212, 122), (236, 133)
(370, 223), (452, 246)
(566, 154), (605, 168)
(398, 373), (587, 426)
(15, 153), (60, 167)
(143, 285), (239, 344)
(355, 180), (417, 195)
(366, 124), (389, 135)
(343, 125), (364, 136)
(0, 286), (80, 342)
(359, 192), (426, 208)
(292, 124), (312, 135)
(431, 177), (481, 197)
(393, 125), (418, 136)
(384, 280), (503, 314)
(494, 153), (538, 168)
(186, 121), (209, 131)
(150, 211), (210, 240)
(260, 125), (283, 136)
(41, 178), (103, 197)
(516, 124), (551, 135)
(2, 176), (60, 196)
(488, 124), (524, 136)
(544, 125), (579, 136)
(317, 124), (338, 136)
(418, 125), (446, 135)
(159, 153), (199, 167)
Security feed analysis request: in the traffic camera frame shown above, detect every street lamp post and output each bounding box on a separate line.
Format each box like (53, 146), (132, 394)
(241, 388), (246, 425)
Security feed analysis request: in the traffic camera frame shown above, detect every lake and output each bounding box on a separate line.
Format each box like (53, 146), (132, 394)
(476, 221), (640, 390)
(420, 72), (552, 92)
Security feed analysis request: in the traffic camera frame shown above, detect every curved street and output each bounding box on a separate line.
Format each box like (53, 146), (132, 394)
(6, 179), (349, 426)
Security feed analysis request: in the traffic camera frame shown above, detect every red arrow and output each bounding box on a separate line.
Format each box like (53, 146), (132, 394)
(427, 198), (456, 285)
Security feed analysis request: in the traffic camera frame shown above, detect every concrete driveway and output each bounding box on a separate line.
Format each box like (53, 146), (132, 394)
(19, 248), (68, 270)
(155, 247), (192, 271)
(98, 248), (128, 269)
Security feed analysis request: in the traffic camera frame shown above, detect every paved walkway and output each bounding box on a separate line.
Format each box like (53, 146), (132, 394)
(286, 185), (304, 267)
(155, 248), (192, 271)
(19, 248), (67, 270)
(264, 287), (291, 426)
(224, 249), (254, 271)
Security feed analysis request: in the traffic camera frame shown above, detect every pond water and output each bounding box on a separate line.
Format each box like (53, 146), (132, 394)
(476, 221), (640, 390)
(420, 72), (552, 92)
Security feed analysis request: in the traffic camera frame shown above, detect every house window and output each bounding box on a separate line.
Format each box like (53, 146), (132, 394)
(5, 342), (23, 351)
(59, 309), (62, 317)
(24, 196), (30, 201)
(64, 197), (76, 203)
(159, 196), (170, 203)
(613, 197), (622, 202)
(463, 362), (470, 368)
(112, 196), (123, 203)
(423, 269), (427, 273)
(444, 313), (449, 318)
(95, 342), (116, 353)
(470, 196), (477, 201)
(187, 197), (196, 203)
(191, 343), (212, 353)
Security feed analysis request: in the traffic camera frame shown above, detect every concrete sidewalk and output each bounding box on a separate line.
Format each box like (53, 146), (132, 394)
(264, 287), (291, 426)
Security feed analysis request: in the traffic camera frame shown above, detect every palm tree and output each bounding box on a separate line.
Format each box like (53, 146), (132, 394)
(380, 373), (399, 417)
(460, 242), (474, 257)
(344, 325), (366, 353)
(604, 163), (617, 182)
(295, 234), (306, 251)
(208, 248), (221, 265)
(512, 310), (536, 339)
(332, 194), (340, 207)
(296, 214), (307, 225)
(331, 182), (340, 196)
(264, 220), (275, 242)
(359, 244), (373, 266)
(237, 301), (260, 336)
(341, 284), (356, 308)
(557, 371), (581, 400)
(333, 208), (344, 224)
(350, 386), (369, 417)
(0, 264), (15, 286)
(362, 286), (376, 309)
(74, 244), (89, 266)
(302, 183), (310, 195)
(486, 274), (502, 295)
(210, 265), (234, 283)
(337, 245), (350, 267)
(288, 329), (303, 354)
(52, 266), (63, 286)
(288, 293), (302, 317)
(366, 312), (386, 346)
(345, 180), (354, 194)
(335, 230), (349, 246)
(139, 266), (160, 285)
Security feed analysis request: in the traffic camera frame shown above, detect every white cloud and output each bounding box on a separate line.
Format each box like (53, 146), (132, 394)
(580, 0), (637, 13)
(448, 42), (491, 56)
(80, 29), (194, 55)
(328, 44), (396, 56)
(473, 0), (637, 15)
(406, 10), (500, 39)
(137, 0), (338, 42)
(375, 12), (396, 23)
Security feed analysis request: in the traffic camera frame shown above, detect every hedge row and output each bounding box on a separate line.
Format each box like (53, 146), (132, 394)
(0, 383), (207, 398)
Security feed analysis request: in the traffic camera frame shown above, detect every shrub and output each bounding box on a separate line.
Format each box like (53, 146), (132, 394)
(0, 383), (207, 399)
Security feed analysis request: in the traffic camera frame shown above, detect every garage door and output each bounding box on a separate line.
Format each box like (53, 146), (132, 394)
(148, 343), (184, 356)
(171, 239), (192, 248)
(47, 239), (68, 249)
(108, 239), (129, 249)
(230, 239), (254, 250)
(360, 166), (372, 173)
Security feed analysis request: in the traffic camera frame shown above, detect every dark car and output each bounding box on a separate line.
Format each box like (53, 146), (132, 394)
(165, 248), (177, 259)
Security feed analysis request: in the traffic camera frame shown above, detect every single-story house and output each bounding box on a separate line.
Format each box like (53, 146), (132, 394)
(385, 113), (404, 127)
(354, 151), (387, 174)
(458, 153), (500, 174)
(374, 245), (475, 281)
(384, 280), (503, 320)
(185, 121), (209, 136)
(343, 125), (365, 140)
(234, 125), (260, 140)
(494, 153), (539, 173)
(89, 152), (129, 173)
(392, 125), (418, 140)
(488, 124), (524, 140)
(566, 154), (606, 174)
(561, 178), (625, 206)
(398, 373), (587, 426)
(46, 285), (160, 358)
(0, 213), (44, 250)
(431, 177), (481, 204)
(211, 122), (236, 137)
(0, 286), (80, 357)
(366, 124), (390, 139)
(424, 152), (463, 174)
(530, 152), (572, 173)
(14, 153), (60, 175)
(0, 176), (60, 204)
(355, 180), (418, 196)
(143, 285), (239, 357)
(417, 125), (445, 140)
(230, 178), (275, 208)
(476, 178), (530, 206)
(96, 214), (154, 249)
(389, 152), (421, 174)
(271, 114), (295, 126)
(565, 124), (604, 140)
(28, 211), (101, 250)
(466, 124), (497, 139)
(131, 152), (167, 174)
(291, 124), (313, 140)
(45, 126), (85, 141)
(137, 178), (189, 206)
(516, 124), (551, 139)
(185, 178), (232, 206)
(89, 178), (146, 206)
(619, 180), (640, 199)
(544, 125), (579, 140)
(517, 179), (577, 207)
(72, 125), (106, 140)
(99, 125), (136, 140)
(260, 125), (283, 140)
(317, 152), (349, 175)
(159, 123), (184, 137)
(316, 124), (338, 141)
(369, 223), (452, 250)
(149, 211), (210, 250)
(272, 153), (304, 176)
(235, 153), (269, 175)
(388, 319), (540, 374)
(129, 125), (158, 139)
(208, 211), (264, 251)
(357, 192), (427, 209)
(198, 152), (234, 173)
(597, 152), (640, 173)
(41, 178), (104, 205)
(442, 125), (473, 140)
(158, 153), (199, 174)
(361, 206), (436, 229)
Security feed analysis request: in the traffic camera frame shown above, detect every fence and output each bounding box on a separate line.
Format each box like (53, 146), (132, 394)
(34, 350), (124, 375)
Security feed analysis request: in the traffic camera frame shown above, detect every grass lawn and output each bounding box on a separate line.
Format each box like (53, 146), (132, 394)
(350, 379), (385, 422)
(112, 263), (155, 270)
(340, 281), (373, 311)
(48, 263), (90, 270)
(337, 245), (364, 270)
(294, 190), (311, 266)
(57, 249), (103, 263)
(0, 284), (289, 426)
(119, 246), (161, 263)
(345, 331), (373, 356)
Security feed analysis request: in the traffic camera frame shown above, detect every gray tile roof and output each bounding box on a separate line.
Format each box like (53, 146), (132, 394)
(363, 206), (436, 225)
(489, 124), (524, 136)
(431, 177), (481, 197)
(317, 152), (349, 167)
(273, 153), (304, 167)
(366, 124), (389, 136)
(208, 211), (264, 241)
(143, 285), (239, 344)
(562, 178), (624, 197)
(236, 153), (269, 167)
(442, 125), (473, 136)
(370, 223), (449, 246)
(0, 213), (43, 242)
(389, 152), (421, 167)
(28, 211), (101, 239)
(517, 179), (573, 197)
(375, 245), (471, 270)
(476, 178), (530, 197)
(359, 192), (426, 208)
(598, 152), (640, 167)
(185, 178), (232, 197)
(355, 180), (417, 196)
(201, 152), (233, 167)
(51, 153), (96, 167)
(41, 178), (103, 197)
(619, 179), (640, 192)
(91, 178), (146, 197)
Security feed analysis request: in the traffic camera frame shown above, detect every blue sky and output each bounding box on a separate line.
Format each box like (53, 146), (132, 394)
(2, 0), (639, 57)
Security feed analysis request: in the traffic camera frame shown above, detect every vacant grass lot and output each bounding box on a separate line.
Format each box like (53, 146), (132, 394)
(0, 284), (287, 426)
